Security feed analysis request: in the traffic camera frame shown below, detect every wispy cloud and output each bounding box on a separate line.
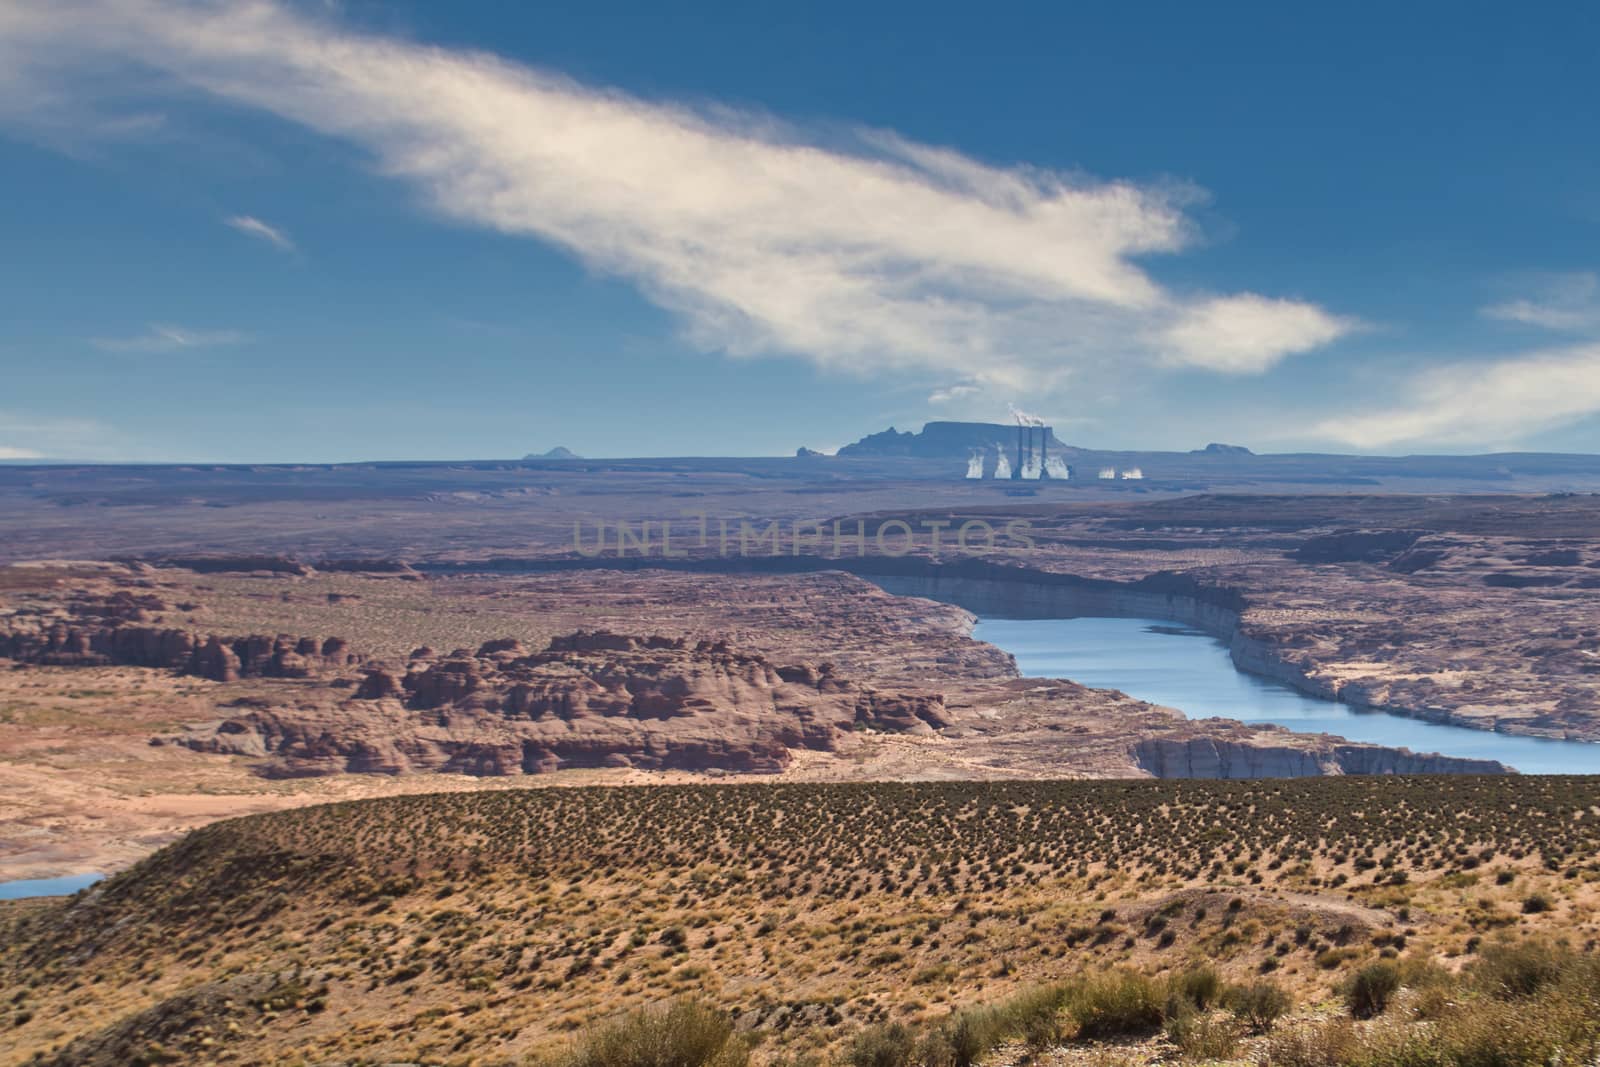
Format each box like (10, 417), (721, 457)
(91, 324), (250, 353)
(0, 411), (111, 460)
(0, 0), (1351, 397)
(225, 213), (294, 251)
(928, 383), (982, 404)
(1318, 275), (1600, 448)
(1483, 272), (1600, 333)
(1316, 343), (1600, 448)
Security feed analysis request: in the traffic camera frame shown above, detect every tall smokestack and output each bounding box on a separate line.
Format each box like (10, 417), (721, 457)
(1015, 424), (1024, 480)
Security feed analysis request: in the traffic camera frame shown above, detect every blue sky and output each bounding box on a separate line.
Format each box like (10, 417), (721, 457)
(3, 0), (1600, 461)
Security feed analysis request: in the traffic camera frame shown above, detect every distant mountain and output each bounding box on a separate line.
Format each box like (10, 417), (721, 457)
(524, 447), (581, 460)
(1192, 442), (1254, 456)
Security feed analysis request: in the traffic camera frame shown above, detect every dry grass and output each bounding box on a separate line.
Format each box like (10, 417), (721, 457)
(2, 777), (1598, 1065)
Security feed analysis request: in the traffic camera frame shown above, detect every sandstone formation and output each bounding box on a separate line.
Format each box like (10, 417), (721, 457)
(1, 564), (1535, 786)
(0, 618), (360, 682)
(172, 630), (951, 777)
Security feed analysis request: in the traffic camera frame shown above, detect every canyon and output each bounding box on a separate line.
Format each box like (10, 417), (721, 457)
(2, 460), (1599, 1067)
(0, 551), (1524, 880)
(2, 476), (1599, 883)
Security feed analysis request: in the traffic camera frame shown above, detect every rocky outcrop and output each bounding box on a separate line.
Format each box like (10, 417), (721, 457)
(148, 555), (314, 576)
(313, 559), (421, 577)
(173, 631), (951, 777)
(0, 622), (360, 681)
(1327, 744), (1508, 775)
(1130, 736), (1508, 778)
(1293, 530), (1423, 564)
(119, 554), (419, 578)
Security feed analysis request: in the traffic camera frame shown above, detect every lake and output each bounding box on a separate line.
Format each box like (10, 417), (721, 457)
(974, 615), (1600, 775)
(0, 872), (103, 900)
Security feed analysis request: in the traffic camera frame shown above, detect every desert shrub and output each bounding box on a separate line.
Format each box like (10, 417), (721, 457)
(1396, 956), (1457, 1020)
(1224, 980), (1290, 1034)
(1435, 994), (1600, 1067)
(1257, 1018), (1361, 1067)
(1315, 947), (1360, 969)
(1471, 939), (1567, 999)
(846, 1023), (916, 1067)
(998, 984), (1070, 1051)
(1343, 961), (1402, 1019)
(556, 998), (746, 1067)
(1339, 1017), (1448, 1067)
(1165, 1010), (1240, 1060)
(1065, 970), (1164, 1039)
(1170, 964), (1224, 1011)
(919, 1008), (1007, 1067)
(915, 984), (1068, 1066)
(939, 1013), (993, 1067)
(1521, 892), (1553, 914)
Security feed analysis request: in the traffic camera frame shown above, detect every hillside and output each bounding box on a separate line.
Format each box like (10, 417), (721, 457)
(4, 777), (1599, 1065)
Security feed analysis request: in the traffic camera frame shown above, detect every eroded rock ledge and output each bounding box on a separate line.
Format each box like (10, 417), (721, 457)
(1130, 736), (1505, 778)
(0, 564), (1522, 781)
(167, 631), (952, 777)
(0, 606), (361, 683)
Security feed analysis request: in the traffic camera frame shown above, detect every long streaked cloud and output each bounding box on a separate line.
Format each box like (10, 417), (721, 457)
(225, 213), (294, 251)
(0, 0), (1351, 393)
(1318, 275), (1600, 448)
(1317, 343), (1600, 448)
(91, 323), (250, 353)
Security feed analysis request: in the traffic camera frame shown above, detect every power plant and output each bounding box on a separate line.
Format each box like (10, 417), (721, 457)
(963, 406), (1070, 480)
(845, 411), (1151, 483)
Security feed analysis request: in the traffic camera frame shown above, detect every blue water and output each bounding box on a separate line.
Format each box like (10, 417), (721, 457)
(974, 616), (1600, 775)
(0, 873), (103, 900)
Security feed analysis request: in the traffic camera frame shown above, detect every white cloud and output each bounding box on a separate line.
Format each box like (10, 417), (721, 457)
(1483, 272), (1600, 333)
(928, 383), (982, 404)
(91, 324), (250, 353)
(1161, 294), (1355, 374)
(0, 0), (1351, 388)
(0, 411), (111, 460)
(1315, 343), (1600, 448)
(225, 214), (294, 251)
(1317, 273), (1600, 450)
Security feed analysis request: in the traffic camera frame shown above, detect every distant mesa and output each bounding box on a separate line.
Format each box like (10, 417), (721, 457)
(795, 446), (826, 458)
(524, 446), (581, 460)
(840, 420), (1072, 481)
(1193, 442), (1254, 456)
(840, 421), (1062, 459)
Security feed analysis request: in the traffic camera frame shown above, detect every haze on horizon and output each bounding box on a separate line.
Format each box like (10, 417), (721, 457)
(2, 0), (1600, 463)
